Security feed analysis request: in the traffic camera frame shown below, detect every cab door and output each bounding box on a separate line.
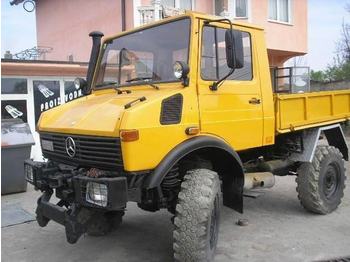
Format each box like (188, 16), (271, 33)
(197, 23), (263, 151)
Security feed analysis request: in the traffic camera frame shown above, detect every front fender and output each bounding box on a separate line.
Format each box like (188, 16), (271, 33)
(144, 135), (245, 213)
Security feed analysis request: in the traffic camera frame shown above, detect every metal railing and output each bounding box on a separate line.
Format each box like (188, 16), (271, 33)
(271, 66), (310, 94)
(137, 3), (185, 26)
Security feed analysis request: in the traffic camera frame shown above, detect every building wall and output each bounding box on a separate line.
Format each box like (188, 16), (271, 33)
(35, 0), (135, 62)
(251, 0), (308, 66)
(193, 0), (213, 14)
(35, 0), (306, 66)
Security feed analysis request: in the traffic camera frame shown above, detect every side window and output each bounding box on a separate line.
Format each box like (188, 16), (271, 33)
(201, 26), (217, 80)
(201, 26), (253, 81)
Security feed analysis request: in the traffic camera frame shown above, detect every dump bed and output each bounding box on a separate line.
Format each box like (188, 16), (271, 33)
(275, 89), (350, 133)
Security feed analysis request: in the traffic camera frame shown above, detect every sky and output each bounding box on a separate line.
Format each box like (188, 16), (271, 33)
(1, 0), (37, 58)
(1, 0), (350, 70)
(306, 0), (350, 70)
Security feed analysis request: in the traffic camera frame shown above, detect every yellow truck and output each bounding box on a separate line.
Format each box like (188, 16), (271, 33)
(25, 12), (350, 261)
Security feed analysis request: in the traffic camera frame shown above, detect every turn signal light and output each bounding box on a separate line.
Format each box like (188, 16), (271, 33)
(185, 126), (199, 135)
(120, 129), (139, 142)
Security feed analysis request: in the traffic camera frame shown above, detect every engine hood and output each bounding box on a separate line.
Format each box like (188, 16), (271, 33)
(38, 87), (176, 137)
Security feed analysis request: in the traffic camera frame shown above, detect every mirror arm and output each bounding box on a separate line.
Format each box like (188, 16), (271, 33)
(182, 77), (189, 87)
(210, 69), (234, 91)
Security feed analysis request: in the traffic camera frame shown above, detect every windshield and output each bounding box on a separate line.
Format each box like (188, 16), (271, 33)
(95, 18), (191, 88)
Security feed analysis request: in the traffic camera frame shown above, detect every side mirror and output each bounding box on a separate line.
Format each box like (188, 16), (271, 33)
(74, 78), (89, 95)
(225, 29), (244, 69)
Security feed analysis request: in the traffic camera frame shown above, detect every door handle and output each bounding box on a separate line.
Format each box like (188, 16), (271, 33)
(249, 98), (261, 105)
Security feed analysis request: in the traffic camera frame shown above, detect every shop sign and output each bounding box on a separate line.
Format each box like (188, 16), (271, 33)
(33, 81), (61, 123)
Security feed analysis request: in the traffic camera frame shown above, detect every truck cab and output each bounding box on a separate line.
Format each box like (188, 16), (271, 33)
(25, 12), (349, 261)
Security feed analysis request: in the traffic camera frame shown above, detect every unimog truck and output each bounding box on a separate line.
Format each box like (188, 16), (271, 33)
(25, 11), (350, 261)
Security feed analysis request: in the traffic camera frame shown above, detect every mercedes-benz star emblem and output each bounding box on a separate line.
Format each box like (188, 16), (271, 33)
(65, 137), (76, 157)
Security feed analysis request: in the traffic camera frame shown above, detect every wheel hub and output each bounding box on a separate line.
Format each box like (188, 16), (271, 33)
(323, 163), (340, 199)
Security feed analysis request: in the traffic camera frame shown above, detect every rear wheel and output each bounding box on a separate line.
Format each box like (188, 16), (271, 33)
(296, 145), (346, 214)
(173, 168), (220, 262)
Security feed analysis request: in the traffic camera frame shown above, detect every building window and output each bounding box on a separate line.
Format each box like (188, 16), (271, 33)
(64, 81), (84, 103)
(201, 26), (253, 81)
(1, 100), (28, 123)
(269, 0), (291, 23)
(235, 0), (248, 18)
(1, 78), (28, 94)
(179, 0), (192, 10)
(215, 0), (248, 19)
(161, 0), (175, 7)
(215, 0), (225, 15)
(161, 0), (192, 9)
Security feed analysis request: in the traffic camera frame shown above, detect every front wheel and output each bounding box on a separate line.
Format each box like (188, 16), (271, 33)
(296, 145), (346, 214)
(173, 168), (221, 262)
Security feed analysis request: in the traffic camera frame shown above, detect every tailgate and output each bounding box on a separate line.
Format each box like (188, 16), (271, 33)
(275, 89), (350, 133)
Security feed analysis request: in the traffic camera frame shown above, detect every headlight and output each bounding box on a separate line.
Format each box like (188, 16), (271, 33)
(74, 78), (82, 89)
(24, 163), (34, 183)
(173, 62), (183, 79)
(86, 182), (108, 207)
(74, 77), (87, 90)
(173, 61), (189, 80)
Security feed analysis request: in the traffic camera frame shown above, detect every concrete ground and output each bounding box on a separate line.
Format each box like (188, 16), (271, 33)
(2, 150), (350, 261)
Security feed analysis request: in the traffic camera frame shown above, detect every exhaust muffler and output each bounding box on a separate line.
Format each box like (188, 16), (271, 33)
(244, 172), (275, 190)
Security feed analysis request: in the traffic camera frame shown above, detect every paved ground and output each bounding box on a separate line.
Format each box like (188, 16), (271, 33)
(2, 143), (350, 261)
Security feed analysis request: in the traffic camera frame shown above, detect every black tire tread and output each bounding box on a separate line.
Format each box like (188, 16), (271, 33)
(296, 145), (346, 214)
(173, 168), (220, 262)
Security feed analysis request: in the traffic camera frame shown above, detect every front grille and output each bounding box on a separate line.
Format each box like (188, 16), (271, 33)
(40, 132), (123, 170)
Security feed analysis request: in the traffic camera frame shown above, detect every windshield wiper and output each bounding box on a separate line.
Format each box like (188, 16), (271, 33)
(125, 77), (159, 90)
(95, 81), (131, 94)
(95, 81), (119, 88)
(126, 77), (153, 82)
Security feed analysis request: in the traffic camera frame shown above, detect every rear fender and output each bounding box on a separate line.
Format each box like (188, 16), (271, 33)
(289, 124), (349, 162)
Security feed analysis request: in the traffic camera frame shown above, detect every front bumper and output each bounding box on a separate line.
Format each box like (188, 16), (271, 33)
(24, 159), (128, 243)
(25, 159), (128, 210)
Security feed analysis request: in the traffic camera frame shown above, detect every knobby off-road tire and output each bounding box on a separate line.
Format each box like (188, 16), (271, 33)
(173, 169), (221, 262)
(87, 211), (124, 236)
(296, 145), (346, 214)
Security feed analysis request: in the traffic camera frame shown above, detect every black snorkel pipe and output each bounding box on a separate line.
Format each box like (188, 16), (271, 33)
(86, 31), (104, 94)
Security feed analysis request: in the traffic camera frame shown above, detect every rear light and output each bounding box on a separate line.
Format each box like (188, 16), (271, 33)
(120, 129), (139, 142)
